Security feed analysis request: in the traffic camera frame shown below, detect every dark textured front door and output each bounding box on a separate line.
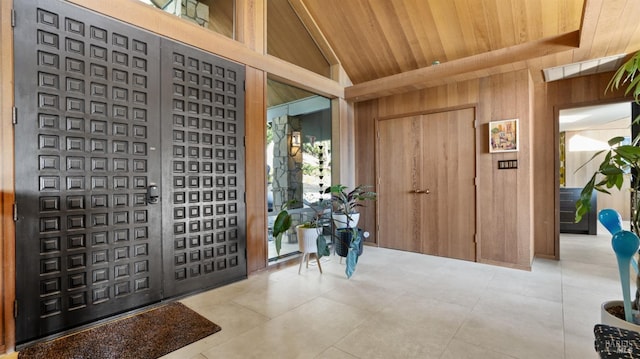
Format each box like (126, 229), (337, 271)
(13, 0), (246, 345)
(160, 38), (246, 298)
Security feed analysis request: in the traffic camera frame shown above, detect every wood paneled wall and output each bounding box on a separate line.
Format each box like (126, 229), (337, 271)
(533, 73), (630, 258)
(477, 71), (533, 268)
(236, 0), (266, 53)
(357, 68), (635, 265)
(332, 97), (355, 187)
(245, 67), (268, 273)
(355, 70), (534, 269)
(354, 101), (378, 242)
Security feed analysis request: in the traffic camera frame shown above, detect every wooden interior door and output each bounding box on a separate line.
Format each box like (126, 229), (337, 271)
(423, 109), (476, 260)
(378, 116), (423, 253)
(377, 108), (476, 261)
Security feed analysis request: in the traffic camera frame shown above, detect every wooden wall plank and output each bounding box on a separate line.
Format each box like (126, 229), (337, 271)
(236, 0), (266, 53)
(357, 70), (533, 269)
(245, 67), (268, 273)
(288, 0), (339, 66)
(354, 101), (378, 243)
(477, 71), (532, 268)
(532, 81), (557, 257)
(236, 4), (275, 281)
(533, 72), (631, 258)
(332, 97), (355, 186)
(0, 0), (15, 353)
(267, 0), (330, 77)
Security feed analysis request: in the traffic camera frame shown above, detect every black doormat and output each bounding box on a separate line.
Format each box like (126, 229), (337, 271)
(18, 302), (221, 359)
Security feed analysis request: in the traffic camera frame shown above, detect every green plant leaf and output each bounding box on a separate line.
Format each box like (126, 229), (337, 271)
(272, 205), (293, 256)
(615, 146), (640, 162)
(627, 75), (640, 100)
(316, 235), (330, 258)
(607, 51), (640, 103)
(575, 174), (596, 223)
(272, 210), (291, 238)
(346, 250), (358, 279)
(609, 136), (627, 146)
(600, 165), (623, 176)
(345, 229), (361, 278)
(615, 173), (624, 189)
(275, 232), (283, 256)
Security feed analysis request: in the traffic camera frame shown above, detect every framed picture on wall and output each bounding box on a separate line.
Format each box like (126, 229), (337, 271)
(489, 119), (519, 153)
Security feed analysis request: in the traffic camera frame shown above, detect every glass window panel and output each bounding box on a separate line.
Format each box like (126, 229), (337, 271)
(267, 0), (330, 78)
(266, 78), (332, 261)
(138, 0), (234, 39)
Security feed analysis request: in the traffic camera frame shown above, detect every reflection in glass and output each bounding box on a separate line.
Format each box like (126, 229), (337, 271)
(138, 0), (235, 39)
(266, 80), (331, 262)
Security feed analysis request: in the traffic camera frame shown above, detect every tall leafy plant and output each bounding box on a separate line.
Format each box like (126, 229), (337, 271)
(326, 184), (377, 278)
(272, 200), (294, 256)
(272, 200), (331, 258)
(325, 184), (377, 214)
(575, 50), (640, 310)
(325, 184), (377, 229)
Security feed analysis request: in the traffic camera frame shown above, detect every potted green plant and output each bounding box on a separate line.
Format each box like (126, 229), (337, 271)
(272, 200), (295, 257)
(325, 184), (376, 278)
(575, 50), (640, 329)
(295, 203), (331, 273)
(325, 184), (377, 229)
(272, 199), (331, 258)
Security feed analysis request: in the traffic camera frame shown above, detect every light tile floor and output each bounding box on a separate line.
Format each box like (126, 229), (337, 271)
(163, 229), (622, 359)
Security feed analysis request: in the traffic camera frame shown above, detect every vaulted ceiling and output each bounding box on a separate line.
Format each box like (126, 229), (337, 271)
(304, 0), (584, 84)
(274, 0), (640, 101)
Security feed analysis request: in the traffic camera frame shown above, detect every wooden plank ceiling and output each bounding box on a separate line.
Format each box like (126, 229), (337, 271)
(301, 0), (583, 84)
(276, 0), (640, 100)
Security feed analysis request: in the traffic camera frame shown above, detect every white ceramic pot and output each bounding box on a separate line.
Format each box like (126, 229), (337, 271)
(296, 225), (320, 253)
(601, 300), (640, 331)
(332, 213), (360, 229)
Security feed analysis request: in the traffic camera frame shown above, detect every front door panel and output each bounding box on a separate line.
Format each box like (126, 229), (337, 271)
(160, 39), (246, 297)
(14, 0), (162, 343)
(14, 0), (246, 345)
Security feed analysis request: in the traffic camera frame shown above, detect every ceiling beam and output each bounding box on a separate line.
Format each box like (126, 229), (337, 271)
(345, 31), (580, 102)
(576, 0), (603, 58)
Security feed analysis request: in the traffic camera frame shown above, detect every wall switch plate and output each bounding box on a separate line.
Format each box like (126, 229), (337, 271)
(498, 160), (518, 169)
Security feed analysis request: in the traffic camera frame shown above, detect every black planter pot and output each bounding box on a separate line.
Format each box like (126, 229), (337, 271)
(335, 228), (364, 257)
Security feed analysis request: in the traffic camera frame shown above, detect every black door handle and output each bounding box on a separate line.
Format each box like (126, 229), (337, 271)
(147, 184), (159, 204)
